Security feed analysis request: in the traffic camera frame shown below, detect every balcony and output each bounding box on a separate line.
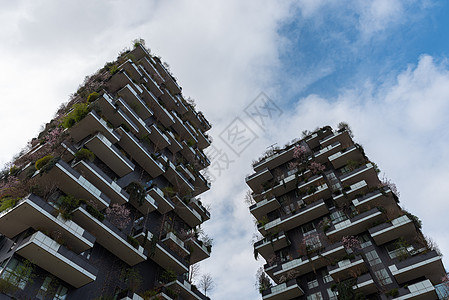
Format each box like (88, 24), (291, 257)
(152, 57), (182, 95)
(305, 132), (320, 149)
(190, 198), (210, 222)
(129, 193), (158, 215)
(270, 243), (346, 280)
(172, 111), (198, 144)
(0, 194), (95, 253)
(84, 132), (135, 177)
(196, 129), (211, 150)
(250, 197), (280, 221)
(138, 63), (163, 97)
(73, 160), (129, 205)
(166, 130), (183, 154)
(160, 156), (195, 193)
(140, 85), (175, 127)
(253, 146), (296, 173)
(175, 95), (189, 115)
(138, 56), (165, 91)
(326, 208), (385, 240)
(160, 88), (179, 111)
(192, 172), (211, 197)
(180, 140), (197, 164)
(69, 110), (120, 143)
(394, 279), (438, 299)
(119, 290), (145, 300)
(172, 196), (202, 227)
(339, 163), (380, 187)
(72, 206), (147, 266)
(184, 105), (209, 132)
(300, 183), (331, 204)
(319, 130), (352, 148)
(259, 199), (329, 235)
(107, 70), (143, 96)
(165, 277), (206, 300)
(333, 180), (368, 206)
(369, 215), (416, 245)
(254, 232), (290, 261)
(196, 148), (211, 170)
(147, 186), (175, 214)
(185, 237), (210, 264)
(118, 84), (153, 120)
(328, 256), (367, 281)
(121, 59), (145, 84)
(353, 273), (377, 295)
(262, 279), (304, 300)
(161, 232), (190, 258)
(36, 159), (110, 210)
(352, 188), (397, 212)
(254, 171), (306, 202)
(137, 230), (189, 274)
(16, 231), (97, 288)
(148, 124), (171, 149)
(313, 142), (342, 163)
(246, 168), (273, 193)
(388, 250), (445, 284)
(116, 127), (165, 177)
(328, 145), (365, 169)
(97, 93), (139, 135)
(115, 97), (151, 138)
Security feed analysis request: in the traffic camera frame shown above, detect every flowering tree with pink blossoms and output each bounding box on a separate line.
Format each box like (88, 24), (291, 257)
(308, 162), (325, 175)
(288, 145), (310, 170)
(106, 204), (131, 230)
(342, 235), (361, 251)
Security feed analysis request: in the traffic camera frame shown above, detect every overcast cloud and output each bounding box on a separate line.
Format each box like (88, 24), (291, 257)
(1, 1), (448, 299)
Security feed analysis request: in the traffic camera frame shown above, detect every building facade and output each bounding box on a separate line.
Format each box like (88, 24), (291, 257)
(247, 126), (447, 299)
(0, 43), (212, 299)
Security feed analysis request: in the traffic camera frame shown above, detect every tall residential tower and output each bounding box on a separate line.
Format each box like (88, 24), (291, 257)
(247, 125), (447, 299)
(0, 43), (212, 299)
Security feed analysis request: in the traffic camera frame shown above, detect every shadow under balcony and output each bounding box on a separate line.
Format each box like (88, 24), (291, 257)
(369, 215), (417, 245)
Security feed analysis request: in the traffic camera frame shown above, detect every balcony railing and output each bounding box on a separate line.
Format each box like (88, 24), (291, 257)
(339, 163), (380, 187)
(395, 279), (438, 299)
(259, 199), (329, 235)
(151, 57), (182, 95)
(116, 127), (165, 177)
(72, 206), (147, 266)
(140, 84), (175, 127)
(36, 159), (111, 210)
(172, 111), (198, 144)
(69, 110), (120, 143)
(254, 232), (290, 261)
(118, 84), (153, 120)
(172, 196), (202, 227)
(16, 231), (98, 288)
(262, 279), (304, 300)
(319, 130), (352, 148)
(369, 215), (416, 245)
(352, 273), (377, 295)
(313, 142), (342, 163)
(162, 232), (190, 257)
(333, 180), (368, 206)
(326, 208), (385, 240)
(0, 194), (95, 253)
(190, 198), (211, 222)
(250, 197), (281, 221)
(166, 130), (183, 154)
(164, 276), (207, 300)
(328, 145), (364, 169)
(352, 187), (396, 212)
(252, 146), (296, 173)
(115, 97), (152, 138)
(246, 168), (273, 193)
(185, 237), (211, 264)
(147, 186), (175, 214)
(97, 93), (140, 135)
(148, 124), (171, 149)
(84, 132), (135, 177)
(328, 256), (367, 281)
(388, 250), (445, 284)
(73, 160), (129, 205)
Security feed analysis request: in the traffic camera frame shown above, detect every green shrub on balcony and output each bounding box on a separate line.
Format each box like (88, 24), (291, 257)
(61, 103), (91, 129)
(86, 204), (105, 221)
(127, 235), (139, 249)
(35, 155), (54, 170)
(74, 149), (95, 162)
(125, 182), (146, 206)
(0, 197), (19, 212)
(57, 195), (81, 220)
(160, 269), (177, 284)
(87, 92), (100, 103)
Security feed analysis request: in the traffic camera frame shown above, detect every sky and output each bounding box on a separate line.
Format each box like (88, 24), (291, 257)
(1, 0), (449, 299)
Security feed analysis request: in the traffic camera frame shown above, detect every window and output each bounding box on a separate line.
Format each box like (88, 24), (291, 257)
(307, 278), (319, 289)
(330, 210), (347, 224)
(0, 258), (32, 290)
(36, 277), (53, 300)
(359, 234), (372, 248)
(327, 288), (338, 300)
(365, 250), (382, 266)
(54, 284), (68, 300)
(304, 234), (322, 250)
(374, 268), (393, 285)
(302, 223), (316, 235)
(322, 270), (333, 283)
(307, 291), (323, 300)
